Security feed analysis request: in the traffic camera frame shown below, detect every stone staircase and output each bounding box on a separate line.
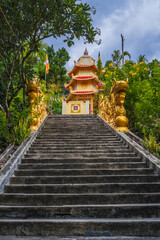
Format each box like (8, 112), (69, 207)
(0, 115), (160, 238)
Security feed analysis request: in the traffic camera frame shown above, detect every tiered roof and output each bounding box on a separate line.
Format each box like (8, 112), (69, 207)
(65, 49), (101, 102)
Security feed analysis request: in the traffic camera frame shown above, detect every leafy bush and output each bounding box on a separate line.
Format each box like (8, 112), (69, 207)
(13, 118), (31, 146)
(44, 84), (63, 115)
(143, 134), (160, 158)
(0, 111), (9, 148)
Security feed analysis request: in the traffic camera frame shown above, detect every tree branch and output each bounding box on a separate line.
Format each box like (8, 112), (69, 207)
(0, 52), (9, 76)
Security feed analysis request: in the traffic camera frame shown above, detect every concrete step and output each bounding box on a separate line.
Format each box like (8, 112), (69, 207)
(0, 218), (160, 236)
(5, 182), (160, 194)
(22, 156), (142, 163)
(0, 193), (160, 205)
(40, 126), (111, 130)
(14, 168), (154, 176)
(39, 130), (111, 133)
(10, 175), (160, 185)
(41, 127), (109, 131)
(31, 143), (127, 148)
(0, 203), (160, 219)
(24, 153), (138, 159)
(35, 137), (120, 142)
(36, 135), (119, 139)
(1, 236), (160, 240)
(33, 140), (124, 145)
(18, 162), (147, 170)
(27, 149), (133, 154)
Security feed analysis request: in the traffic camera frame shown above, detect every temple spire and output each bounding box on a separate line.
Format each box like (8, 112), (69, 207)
(84, 48), (88, 55)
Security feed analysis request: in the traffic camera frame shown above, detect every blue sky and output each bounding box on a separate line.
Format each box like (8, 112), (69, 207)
(44, 0), (160, 69)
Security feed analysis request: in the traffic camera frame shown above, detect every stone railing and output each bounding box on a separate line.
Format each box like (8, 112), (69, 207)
(99, 78), (129, 132)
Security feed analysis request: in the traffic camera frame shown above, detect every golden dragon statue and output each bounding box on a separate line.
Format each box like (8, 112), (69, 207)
(99, 78), (129, 132)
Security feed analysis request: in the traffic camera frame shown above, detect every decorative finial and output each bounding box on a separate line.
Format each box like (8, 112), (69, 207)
(84, 48), (88, 55)
(98, 51), (101, 61)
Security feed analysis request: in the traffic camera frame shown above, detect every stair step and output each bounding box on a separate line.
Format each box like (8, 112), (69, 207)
(24, 153), (138, 159)
(0, 193), (160, 205)
(10, 175), (160, 184)
(29, 145), (129, 150)
(0, 203), (160, 219)
(14, 168), (153, 176)
(0, 218), (160, 236)
(0, 237), (159, 240)
(18, 162), (147, 170)
(5, 182), (160, 194)
(27, 149), (133, 154)
(21, 156), (142, 163)
(34, 139), (124, 144)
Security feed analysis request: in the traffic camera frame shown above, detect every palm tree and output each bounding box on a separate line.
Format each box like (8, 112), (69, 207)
(123, 51), (131, 62)
(137, 54), (148, 64)
(111, 50), (121, 67)
(111, 50), (131, 67)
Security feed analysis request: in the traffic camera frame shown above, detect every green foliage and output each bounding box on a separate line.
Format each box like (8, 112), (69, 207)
(45, 84), (63, 115)
(137, 54), (148, 63)
(143, 134), (160, 158)
(0, 0), (100, 118)
(38, 46), (70, 86)
(0, 111), (8, 148)
(13, 118), (31, 146)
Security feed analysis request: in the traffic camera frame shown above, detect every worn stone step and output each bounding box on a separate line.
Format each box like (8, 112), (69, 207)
(39, 130), (111, 134)
(21, 156), (142, 164)
(10, 175), (160, 185)
(33, 140), (124, 145)
(42, 128), (109, 132)
(35, 138), (121, 142)
(0, 203), (160, 219)
(24, 153), (138, 159)
(40, 126), (110, 130)
(1, 192), (160, 206)
(37, 133), (118, 141)
(1, 237), (160, 240)
(31, 143), (127, 148)
(0, 218), (160, 236)
(5, 182), (160, 194)
(14, 168), (153, 176)
(18, 162), (147, 170)
(27, 149), (133, 154)
(41, 130), (110, 133)
(30, 145), (129, 151)
(0, 193), (160, 205)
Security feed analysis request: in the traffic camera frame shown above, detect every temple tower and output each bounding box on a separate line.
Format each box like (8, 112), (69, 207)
(62, 49), (101, 114)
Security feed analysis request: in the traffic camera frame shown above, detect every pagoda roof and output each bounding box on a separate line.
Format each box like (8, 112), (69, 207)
(68, 64), (97, 77)
(66, 90), (98, 102)
(64, 75), (99, 90)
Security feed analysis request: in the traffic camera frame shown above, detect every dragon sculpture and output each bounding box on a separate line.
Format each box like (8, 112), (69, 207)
(99, 78), (129, 132)
(27, 77), (47, 131)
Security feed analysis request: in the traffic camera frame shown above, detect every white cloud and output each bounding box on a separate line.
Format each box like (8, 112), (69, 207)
(66, 0), (160, 68)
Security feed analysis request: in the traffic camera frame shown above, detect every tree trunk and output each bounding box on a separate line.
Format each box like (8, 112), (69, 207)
(23, 84), (26, 105)
(121, 34), (124, 66)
